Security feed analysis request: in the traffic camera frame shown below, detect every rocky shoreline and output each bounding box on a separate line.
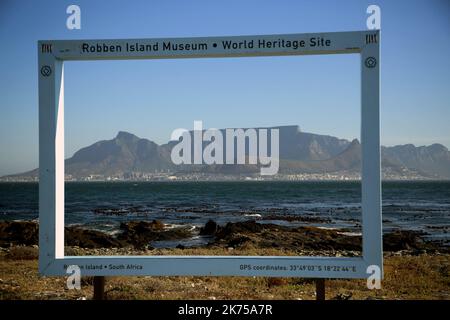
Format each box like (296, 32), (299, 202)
(0, 219), (446, 254)
(1, 219), (449, 300)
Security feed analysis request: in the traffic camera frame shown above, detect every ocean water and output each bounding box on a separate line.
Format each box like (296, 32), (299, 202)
(0, 181), (449, 246)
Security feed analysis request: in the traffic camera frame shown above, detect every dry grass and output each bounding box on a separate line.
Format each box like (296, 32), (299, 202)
(0, 246), (448, 300)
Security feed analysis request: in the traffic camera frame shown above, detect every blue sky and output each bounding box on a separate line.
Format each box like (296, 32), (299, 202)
(0, 0), (449, 176)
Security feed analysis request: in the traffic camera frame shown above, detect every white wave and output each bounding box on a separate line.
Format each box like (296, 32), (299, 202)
(337, 231), (362, 237)
(244, 213), (262, 218)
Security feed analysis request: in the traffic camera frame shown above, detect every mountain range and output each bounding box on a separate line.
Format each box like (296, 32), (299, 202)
(5, 126), (450, 179)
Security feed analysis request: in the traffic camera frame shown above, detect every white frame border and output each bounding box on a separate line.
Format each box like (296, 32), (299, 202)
(38, 31), (381, 278)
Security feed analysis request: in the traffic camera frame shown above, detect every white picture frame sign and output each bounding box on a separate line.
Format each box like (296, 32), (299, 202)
(38, 30), (382, 278)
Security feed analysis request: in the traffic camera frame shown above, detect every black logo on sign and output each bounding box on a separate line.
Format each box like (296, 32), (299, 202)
(365, 57), (377, 68)
(40, 65), (52, 77)
(365, 34), (378, 44)
(41, 43), (52, 53)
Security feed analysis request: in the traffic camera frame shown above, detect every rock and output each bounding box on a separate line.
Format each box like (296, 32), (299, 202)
(0, 220), (127, 249)
(149, 220), (165, 231)
(216, 221), (264, 239)
(199, 220), (218, 235)
(210, 220), (362, 251)
(1, 219), (446, 253)
(267, 277), (286, 287)
(5, 246), (39, 260)
(118, 220), (194, 249)
(262, 214), (331, 223)
(334, 292), (353, 300)
(382, 230), (429, 251)
(227, 236), (251, 248)
(65, 227), (126, 248)
(0, 221), (38, 247)
(201, 219), (447, 253)
(120, 220), (165, 233)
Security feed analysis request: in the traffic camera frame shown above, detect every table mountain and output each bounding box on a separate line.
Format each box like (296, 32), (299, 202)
(4, 126), (450, 179)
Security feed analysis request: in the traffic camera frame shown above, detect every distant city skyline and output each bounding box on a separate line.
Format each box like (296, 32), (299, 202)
(1, 0), (449, 176)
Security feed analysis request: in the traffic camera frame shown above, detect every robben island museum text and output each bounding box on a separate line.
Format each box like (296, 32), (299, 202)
(82, 37), (332, 53)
